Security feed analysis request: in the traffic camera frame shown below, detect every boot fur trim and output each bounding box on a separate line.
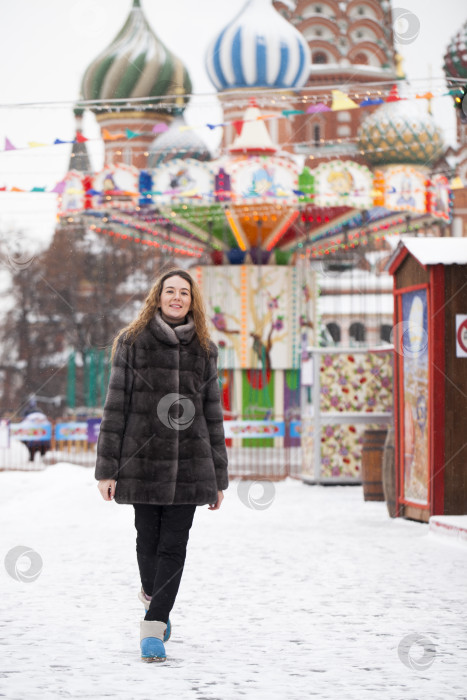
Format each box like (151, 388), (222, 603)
(140, 620), (166, 642)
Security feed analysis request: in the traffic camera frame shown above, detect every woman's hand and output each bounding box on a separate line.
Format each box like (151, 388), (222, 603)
(208, 491), (224, 511)
(98, 479), (116, 501)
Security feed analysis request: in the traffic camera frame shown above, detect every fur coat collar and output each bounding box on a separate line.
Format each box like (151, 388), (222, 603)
(148, 310), (196, 346)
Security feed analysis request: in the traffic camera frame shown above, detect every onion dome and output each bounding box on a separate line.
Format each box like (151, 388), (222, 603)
(358, 100), (444, 166)
(205, 0), (310, 91)
(80, 0), (192, 113)
(147, 117), (211, 166)
(444, 19), (467, 80)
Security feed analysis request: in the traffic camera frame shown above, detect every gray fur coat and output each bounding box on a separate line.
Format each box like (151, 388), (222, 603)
(95, 312), (228, 505)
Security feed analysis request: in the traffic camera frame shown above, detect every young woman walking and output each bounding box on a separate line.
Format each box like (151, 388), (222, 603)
(95, 268), (228, 662)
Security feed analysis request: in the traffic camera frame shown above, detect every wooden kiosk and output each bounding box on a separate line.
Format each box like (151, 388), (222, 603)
(388, 238), (467, 522)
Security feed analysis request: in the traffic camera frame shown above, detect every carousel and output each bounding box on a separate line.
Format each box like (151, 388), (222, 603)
(56, 0), (453, 478)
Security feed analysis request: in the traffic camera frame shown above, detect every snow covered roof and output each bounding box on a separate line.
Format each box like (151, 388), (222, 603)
(387, 237), (467, 273)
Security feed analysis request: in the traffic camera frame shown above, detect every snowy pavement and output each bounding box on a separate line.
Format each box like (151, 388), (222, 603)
(1, 464), (466, 700)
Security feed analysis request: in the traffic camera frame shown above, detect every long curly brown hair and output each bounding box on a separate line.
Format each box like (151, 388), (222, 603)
(111, 268), (211, 360)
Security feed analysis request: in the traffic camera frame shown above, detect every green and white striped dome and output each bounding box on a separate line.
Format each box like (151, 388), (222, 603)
(80, 0), (192, 113)
(358, 100), (444, 166)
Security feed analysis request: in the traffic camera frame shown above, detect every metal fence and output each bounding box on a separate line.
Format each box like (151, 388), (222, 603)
(0, 418), (299, 479)
(1, 345), (393, 481)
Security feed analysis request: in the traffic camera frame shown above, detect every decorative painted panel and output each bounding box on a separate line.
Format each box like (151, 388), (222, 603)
(199, 265), (315, 369)
(312, 160), (373, 209)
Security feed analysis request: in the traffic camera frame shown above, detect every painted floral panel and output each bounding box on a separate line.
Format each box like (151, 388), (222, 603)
(320, 351), (393, 413)
(319, 351), (393, 478)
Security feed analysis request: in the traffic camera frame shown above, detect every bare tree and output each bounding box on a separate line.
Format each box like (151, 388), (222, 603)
(0, 223), (164, 417)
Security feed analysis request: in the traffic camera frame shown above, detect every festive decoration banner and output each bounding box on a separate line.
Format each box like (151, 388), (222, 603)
(383, 166), (427, 214)
(59, 171), (85, 213)
(151, 159), (216, 204)
(429, 174), (451, 221)
(198, 264), (315, 370)
(228, 156), (298, 201)
(313, 160), (373, 209)
(0, 86), (453, 155)
(93, 163), (139, 202)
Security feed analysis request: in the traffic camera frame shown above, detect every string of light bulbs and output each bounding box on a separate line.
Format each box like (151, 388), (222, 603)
(0, 76), (464, 111)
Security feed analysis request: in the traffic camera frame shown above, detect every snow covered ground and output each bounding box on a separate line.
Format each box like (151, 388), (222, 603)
(1, 463), (466, 700)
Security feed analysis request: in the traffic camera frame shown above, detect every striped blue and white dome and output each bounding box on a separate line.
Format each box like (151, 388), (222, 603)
(205, 0), (310, 91)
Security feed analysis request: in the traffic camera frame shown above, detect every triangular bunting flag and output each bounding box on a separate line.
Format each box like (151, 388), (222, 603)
(4, 137), (16, 151)
(28, 142), (47, 148)
(152, 123), (169, 134)
(416, 92), (433, 100)
(126, 129), (140, 139)
(51, 180), (66, 194)
(359, 97), (384, 107)
(282, 109), (305, 117)
(75, 132), (88, 143)
(306, 103), (331, 113)
(232, 120), (244, 136)
(30, 187), (46, 192)
(450, 176), (464, 190)
(54, 138), (73, 145)
(11, 187), (26, 192)
(102, 129), (124, 141)
(386, 85), (403, 102)
(331, 90), (359, 111)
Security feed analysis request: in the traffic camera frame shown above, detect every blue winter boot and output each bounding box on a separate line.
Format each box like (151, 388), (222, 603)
(138, 588), (171, 642)
(140, 620), (167, 663)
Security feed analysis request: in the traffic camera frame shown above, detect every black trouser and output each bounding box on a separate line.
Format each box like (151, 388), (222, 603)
(133, 504), (197, 624)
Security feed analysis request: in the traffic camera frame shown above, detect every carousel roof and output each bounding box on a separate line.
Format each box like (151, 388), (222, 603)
(229, 103), (277, 153)
(358, 100), (444, 166)
(205, 0), (310, 91)
(80, 0), (192, 113)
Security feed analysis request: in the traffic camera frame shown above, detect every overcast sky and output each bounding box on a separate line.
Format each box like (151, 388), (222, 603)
(0, 0), (466, 246)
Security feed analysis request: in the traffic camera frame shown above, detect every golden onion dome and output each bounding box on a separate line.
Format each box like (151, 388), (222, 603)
(358, 100), (444, 166)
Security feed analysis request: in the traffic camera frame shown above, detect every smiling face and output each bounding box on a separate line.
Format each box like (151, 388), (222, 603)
(159, 275), (192, 322)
